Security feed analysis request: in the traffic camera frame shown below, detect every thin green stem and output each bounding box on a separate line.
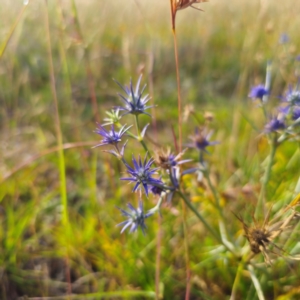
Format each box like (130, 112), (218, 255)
(261, 104), (268, 120)
(202, 164), (236, 250)
(230, 257), (246, 300)
(148, 196), (164, 215)
(0, 2), (28, 60)
(178, 190), (238, 255)
(177, 191), (229, 251)
(155, 213), (162, 300)
(44, 0), (68, 227)
(133, 115), (149, 152)
(203, 169), (223, 217)
(45, 2), (71, 297)
(181, 200), (191, 300)
(70, 0), (99, 122)
(247, 265), (265, 300)
(134, 115), (140, 136)
(255, 134), (277, 219)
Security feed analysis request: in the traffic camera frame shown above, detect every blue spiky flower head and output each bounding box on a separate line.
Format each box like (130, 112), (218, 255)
(284, 86), (300, 107)
(154, 148), (191, 170)
(117, 200), (154, 234)
(93, 124), (131, 148)
(249, 85), (269, 101)
(292, 106), (300, 120)
(114, 75), (153, 116)
(264, 115), (286, 133)
(279, 33), (290, 44)
(121, 154), (164, 196)
(187, 128), (219, 153)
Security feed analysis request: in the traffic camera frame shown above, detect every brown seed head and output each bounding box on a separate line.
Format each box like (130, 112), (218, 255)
(176, 0), (207, 11)
(170, 0), (208, 30)
(183, 104), (195, 122)
(246, 227), (271, 254)
(154, 148), (187, 170)
(204, 111), (214, 122)
(234, 206), (300, 264)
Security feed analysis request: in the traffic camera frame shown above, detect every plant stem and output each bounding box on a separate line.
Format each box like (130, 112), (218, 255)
(181, 200), (191, 300)
(0, 2), (28, 60)
(44, 0), (68, 227)
(134, 115), (140, 136)
(133, 115), (149, 152)
(230, 256), (246, 300)
(247, 265), (265, 300)
(44, 2), (71, 297)
(155, 213), (162, 300)
(177, 190), (233, 252)
(70, 0), (99, 123)
(203, 169), (223, 217)
(202, 165), (235, 251)
(172, 30), (183, 153)
(255, 134), (277, 219)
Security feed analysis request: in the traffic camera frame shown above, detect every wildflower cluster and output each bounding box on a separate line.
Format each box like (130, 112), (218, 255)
(93, 34), (300, 297)
(94, 75), (219, 234)
(94, 69), (300, 283)
(249, 82), (300, 139)
(243, 49), (300, 263)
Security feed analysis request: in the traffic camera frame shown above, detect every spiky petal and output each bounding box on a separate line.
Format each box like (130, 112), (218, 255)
(93, 124), (132, 148)
(121, 154), (164, 196)
(114, 75), (153, 116)
(117, 200), (154, 234)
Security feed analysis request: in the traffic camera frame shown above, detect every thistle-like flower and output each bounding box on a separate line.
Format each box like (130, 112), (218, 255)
(264, 115), (285, 133)
(234, 208), (296, 264)
(187, 127), (219, 152)
(121, 154), (164, 196)
(292, 106), (300, 120)
(154, 148), (191, 170)
(249, 85), (269, 101)
(283, 86), (300, 106)
(114, 75), (153, 116)
(93, 124), (131, 148)
(279, 33), (290, 44)
(117, 200), (154, 234)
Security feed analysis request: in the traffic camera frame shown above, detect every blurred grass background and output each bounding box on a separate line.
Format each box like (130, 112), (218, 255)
(1, 0), (300, 299)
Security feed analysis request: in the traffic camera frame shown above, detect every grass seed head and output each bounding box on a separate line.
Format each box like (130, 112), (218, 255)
(154, 148), (190, 170)
(233, 209), (294, 264)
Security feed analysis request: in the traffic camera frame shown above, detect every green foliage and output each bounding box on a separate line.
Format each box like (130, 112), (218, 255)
(1, 0), (300, 299)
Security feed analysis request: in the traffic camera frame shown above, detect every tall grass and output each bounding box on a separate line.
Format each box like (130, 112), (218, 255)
(1, 0), (300, 299)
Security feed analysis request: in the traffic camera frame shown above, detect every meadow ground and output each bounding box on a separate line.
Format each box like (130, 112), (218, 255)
(1, 0), (300, 299)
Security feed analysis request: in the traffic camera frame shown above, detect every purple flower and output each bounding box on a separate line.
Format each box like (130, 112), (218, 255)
(187, 128), (219, 153)
(265, 116), (285, 133)
(93, 124), (131, 148)
(279, 33), (290, 44)
(117, 200), (154, 234)
(154, 148), (191, 170)
(150, 185), (164, 196)
(249, 85), (269, 100)
(169, 166), (180, 190)
(292, 106), (300, 120)
(121, 154), (164, 196)
(283, 87), (300, 106)
(278, 105), (290, 116)
(114, 75), (153, 116)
